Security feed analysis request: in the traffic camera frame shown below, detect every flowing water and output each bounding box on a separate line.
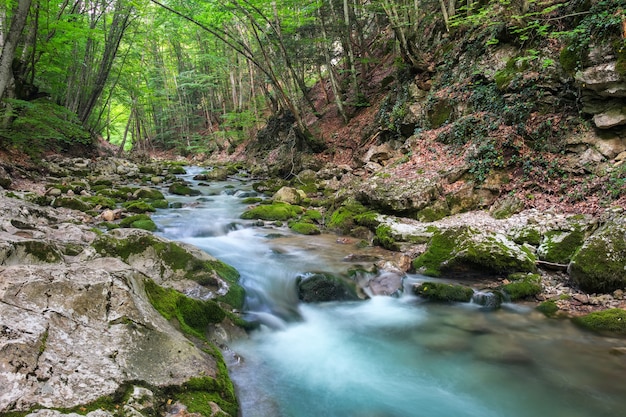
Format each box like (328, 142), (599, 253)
(153, 167), (626, 417)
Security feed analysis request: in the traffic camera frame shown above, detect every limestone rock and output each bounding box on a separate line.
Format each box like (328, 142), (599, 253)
(0, 166), (11, 189)
(575, 62), (626, 97)
(357, 176), (442, 215)
(273, 186), (302, 204)
(0, 259), (218, 412)
(593, 107), (626, 129)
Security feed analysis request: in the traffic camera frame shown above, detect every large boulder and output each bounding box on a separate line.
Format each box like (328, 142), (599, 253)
(569, 217), (626, 293)
(357, 176), (442, 215)
(296, 272), (360, 303)
(412, 226), (537, 278)
(0, 259), (220, 412)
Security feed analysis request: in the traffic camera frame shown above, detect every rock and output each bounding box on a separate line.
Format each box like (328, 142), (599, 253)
(357, 176), (441, 215)
(362, 142), (398, 165)
(0, 259), (219, 412)
(45, 187), (62, 197)
(569, 217), (626, 293)
(273, 186), (302, 204)
(593, 106), (626, 129)
(296, 272), (360, 303)
(537, 229), (586, 264)
(412, 226), (537, 278)
(575, 61), (626, 97)
(414, 281), (474, 302)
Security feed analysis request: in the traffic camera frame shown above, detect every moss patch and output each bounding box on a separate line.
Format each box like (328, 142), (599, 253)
(374, 225), (398, 251)
(414, 282), (474, 302)
(538, 229), (585, 264)
(122, 200), (156, 213)
(240, 202), (303, 221)
(169, 182), (201, 196)
(501, 273), (542, 301)
(289, 222), (321, 235)
(573, 309), (626, 335)
(412, 229), (458, 277)
(52, 196), (92, 212)
(536, 300), (559, 317)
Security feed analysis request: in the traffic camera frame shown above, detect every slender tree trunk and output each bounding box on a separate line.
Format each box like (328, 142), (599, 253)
(0, 0), (33, 102)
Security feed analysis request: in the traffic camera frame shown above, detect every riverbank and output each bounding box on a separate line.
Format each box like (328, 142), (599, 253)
(0, 154), (625, 416)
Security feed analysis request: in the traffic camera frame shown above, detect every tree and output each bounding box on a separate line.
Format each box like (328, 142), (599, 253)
(0, 0), (33, 103)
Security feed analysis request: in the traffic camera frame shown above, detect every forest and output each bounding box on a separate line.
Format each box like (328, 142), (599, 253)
(0, 0), (625, 166)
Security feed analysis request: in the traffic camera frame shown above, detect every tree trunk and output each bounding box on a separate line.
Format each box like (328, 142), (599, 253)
(0, 0), (33, 102)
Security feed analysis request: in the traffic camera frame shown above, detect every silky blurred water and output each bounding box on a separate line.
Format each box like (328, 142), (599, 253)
(153, 167), (626, 417)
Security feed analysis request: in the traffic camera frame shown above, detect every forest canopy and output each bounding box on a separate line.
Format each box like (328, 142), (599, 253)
(0, 0), (624, 157)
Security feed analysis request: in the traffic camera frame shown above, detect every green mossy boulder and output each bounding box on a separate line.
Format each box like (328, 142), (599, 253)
(52, 196), (92, 212)
(133, 187), (165, 200)
(374, 225), (399, 251)
(119, 214), (157, 231)
(326, 200), (377, 235)
(151, 199), (170, 209)
(412, 226), (537, 278)
(240, 202), (303, 221)
(537, 229), (585, 264)
(296, 272), (359, 303)
(169, 182), (201, 196)
(572, 309), (626, 335)
(289, 222), (321, 235)
(536, 300), (559, 317)
(123, 200), (156, 213)
(569, 219), (626, 293)
(501, 273), (542, 301)
(414, 281), (474, 302)
(80, 195), (117, 210)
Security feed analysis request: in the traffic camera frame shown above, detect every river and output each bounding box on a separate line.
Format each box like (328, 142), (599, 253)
(152, 167), (626, 417)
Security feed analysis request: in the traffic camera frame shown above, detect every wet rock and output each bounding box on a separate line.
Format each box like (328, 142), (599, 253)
(296, 272), (360, 303)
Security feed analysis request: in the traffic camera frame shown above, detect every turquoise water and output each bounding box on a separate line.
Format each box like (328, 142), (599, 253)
(153, 168), (626, 417)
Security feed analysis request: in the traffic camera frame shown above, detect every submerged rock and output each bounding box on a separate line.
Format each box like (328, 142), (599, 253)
(296, 272), (360, 303)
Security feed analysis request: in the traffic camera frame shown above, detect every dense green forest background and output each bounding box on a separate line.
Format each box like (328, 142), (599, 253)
(0, 0), (624, 159)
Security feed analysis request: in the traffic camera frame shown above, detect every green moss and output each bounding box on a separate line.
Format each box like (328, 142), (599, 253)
(512, 227), (541, 246)
(416, 205), (450, 222)
(501, 273), (542, 301)
(414, 282), (474, 302)
(573, 309), (626, 335)
(94, 234), (244, 310)
(427, 99), (453, 128)
(134, 188), (165, 200)
(289, 222), (321, 235)
(123, 200), (156, 213)
(303, 209), (322, 222)
(241, 197), (263, 204)
(151, 199), (170, 209)
(560, 43), (585, 74)
(52, 196), (92, 212)
(80, 195), (117, 209)
(20, 241), (63, 263)
(168, 165), (187, 175)
(412, 229), (457, 277)
(145, 279), (225, 338)
(240, 202), (303, 221)
(539, 229), (585, 264)
(327, 201), (373, 234)
(374, 225), (398, 251)
(119, 214), (152, 228)
(131, 219), (158, 231)
(169, 182), (201, 196)
(536, 300), (559, 317)
(91, 179), (113, 187)
(96, 187), (137, 202)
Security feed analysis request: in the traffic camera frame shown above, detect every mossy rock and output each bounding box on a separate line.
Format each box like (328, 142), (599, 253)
(241, 197), (263, 204)
(289, 222), (321, 235)
(572, 309), (626, 335)
(240, 202), (303, 221)
(296, 272), (360, 303)
(90, 178), (114, 187)
(96, 187), (136, 202)
(123, 200), (156, 213)
(12, 240), (63, 263)
(151, 199), (169, 209)
(569, 220), (626, 293)
(131, 219), (158, 231)
(510, 227), (542, 246)
(93, 231), (244, 309)
(119, 214), (153, 228)
(537, 229), (585, 264)
(536, 300), (559, 317)
(501, 273), (542, 301)
(416, 203), (450, 222)
(80, 195), (117, 210)
(413, 226), (537, 278)
(326, 201), (373, 234)
(134, 187), (165, 200)
(52, 196), (92, 212)
(168, 165), (187, 175)
(302, 209), (322, 222)
(169, 182), (201, 196)
(374, 225), (399, 251)
(252, 178), (288, 195)
(414, 281), (474, 303)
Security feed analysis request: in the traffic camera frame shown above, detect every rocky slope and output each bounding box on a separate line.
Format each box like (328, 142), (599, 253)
(0, 158), (245, 416)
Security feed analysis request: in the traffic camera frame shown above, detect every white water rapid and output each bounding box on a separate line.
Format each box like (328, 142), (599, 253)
(153, 167), (626, 417)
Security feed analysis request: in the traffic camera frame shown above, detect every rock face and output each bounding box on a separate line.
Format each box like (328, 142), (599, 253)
(575, 60), (626, 129)
(0, 259), (217, 411)
(0, 191), (243, 415)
